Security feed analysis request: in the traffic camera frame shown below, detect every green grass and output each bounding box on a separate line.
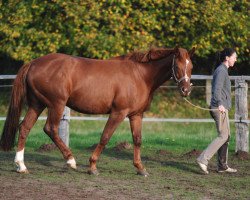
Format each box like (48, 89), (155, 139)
(19, 120), (236, 153)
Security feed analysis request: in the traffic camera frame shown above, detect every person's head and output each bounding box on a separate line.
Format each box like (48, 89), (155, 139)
(217, 48), (237, 68)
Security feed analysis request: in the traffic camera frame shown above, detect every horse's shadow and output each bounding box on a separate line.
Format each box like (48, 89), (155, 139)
(0, 150), (62, 170)
(98, 147), (200, 174)
(0, 146), (200, 174)
(158, 160), (200, 174)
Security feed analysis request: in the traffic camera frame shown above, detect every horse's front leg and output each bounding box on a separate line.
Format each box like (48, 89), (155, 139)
(88, 110), (127, 175)
(129, 114), (149, 177)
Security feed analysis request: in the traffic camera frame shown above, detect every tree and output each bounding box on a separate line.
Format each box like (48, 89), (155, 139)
(0, 0), (249, 74)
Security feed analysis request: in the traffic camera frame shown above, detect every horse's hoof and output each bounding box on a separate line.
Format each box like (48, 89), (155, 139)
(66, 163), (77, 170)
(66, 162), (77, 170)
(66, 158), (77, 170)
(17, 169), (29, 174)
(87, 169), (99, 176)
(137, 169), (149, 177)
(15, 161), (29, 174)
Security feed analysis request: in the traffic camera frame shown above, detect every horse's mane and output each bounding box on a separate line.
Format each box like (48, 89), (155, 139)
(117, 47), (174, 63)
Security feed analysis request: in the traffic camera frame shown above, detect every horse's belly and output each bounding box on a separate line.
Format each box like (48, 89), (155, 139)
(67, 102), (111, 114)
(67, 92), (112, 114)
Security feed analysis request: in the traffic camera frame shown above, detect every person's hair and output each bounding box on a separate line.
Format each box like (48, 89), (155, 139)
(215, 48), (236, 67)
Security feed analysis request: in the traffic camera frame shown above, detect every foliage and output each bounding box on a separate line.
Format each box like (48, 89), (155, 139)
(0, 0), (249, 73)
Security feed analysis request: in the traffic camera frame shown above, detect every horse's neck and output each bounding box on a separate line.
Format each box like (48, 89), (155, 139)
(141, 55), (173, 91)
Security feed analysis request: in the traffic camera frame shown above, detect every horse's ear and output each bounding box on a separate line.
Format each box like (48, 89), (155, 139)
(174, 46), (180, 57)
(188, 47), (195, 57)
(141, 52), (150, 62)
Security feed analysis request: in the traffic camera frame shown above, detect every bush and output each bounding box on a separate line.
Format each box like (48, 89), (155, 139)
(0, 0), (249, 74)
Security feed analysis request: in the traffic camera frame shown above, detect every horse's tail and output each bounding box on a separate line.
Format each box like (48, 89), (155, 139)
(0, 63), (31, 151)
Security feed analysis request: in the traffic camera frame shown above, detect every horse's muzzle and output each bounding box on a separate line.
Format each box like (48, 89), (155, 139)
(180, 83), (193, 97)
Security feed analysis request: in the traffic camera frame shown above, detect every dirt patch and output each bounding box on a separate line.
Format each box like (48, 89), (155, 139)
(113, 141), (132, 151)
(183, 149), (202, 157)
(87, 142), (132, 152)
(157, 149), (172, 156)
(0, 176), (105, 200)
(37, 143), (58, 152)
(87, 143), (106, 151)
(235, 150), (249, 160)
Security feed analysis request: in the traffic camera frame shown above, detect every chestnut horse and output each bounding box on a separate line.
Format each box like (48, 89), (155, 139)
(0, 47), (195, 176)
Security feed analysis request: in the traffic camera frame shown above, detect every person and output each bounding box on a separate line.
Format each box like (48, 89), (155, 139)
(197, 48), (238, 174)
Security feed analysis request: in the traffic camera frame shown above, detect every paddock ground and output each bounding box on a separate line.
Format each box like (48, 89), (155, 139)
(0, 146), (249, 200)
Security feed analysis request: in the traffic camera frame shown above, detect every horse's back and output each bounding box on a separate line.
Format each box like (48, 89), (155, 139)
(25, 53), (149, 114)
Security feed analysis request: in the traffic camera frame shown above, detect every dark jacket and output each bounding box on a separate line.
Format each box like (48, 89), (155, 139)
(210, 63), (231, 110)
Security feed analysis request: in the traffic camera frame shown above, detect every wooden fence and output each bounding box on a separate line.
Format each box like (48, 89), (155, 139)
(0, 75), (249, 152)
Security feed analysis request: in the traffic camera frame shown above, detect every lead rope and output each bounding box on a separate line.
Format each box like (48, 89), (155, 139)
(183, 98), (218, 111)
(183, 97), (222, 127)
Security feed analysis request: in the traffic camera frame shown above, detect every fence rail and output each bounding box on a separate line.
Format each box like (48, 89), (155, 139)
(0, 116), (249, 123)
(0, 75), (16, 79)
(1, 74), (250, 80)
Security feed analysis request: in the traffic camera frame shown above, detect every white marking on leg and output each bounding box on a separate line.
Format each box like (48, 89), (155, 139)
(14, 149), (28, 173)
(67, 157), (77, 169)
(15, 149), (24, 162)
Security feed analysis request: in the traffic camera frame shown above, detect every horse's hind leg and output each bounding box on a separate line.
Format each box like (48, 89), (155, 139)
(129, 114), (149, 177)
(88, 110), (127, 175)
(44, 106), (76, 169)
(15, 106), (44, 173)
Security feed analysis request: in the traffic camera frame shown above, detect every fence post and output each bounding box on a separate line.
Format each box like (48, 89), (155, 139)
(58, 107), (70, 147)
(235, 79), (249, 152)
(206, 79), (211, 105)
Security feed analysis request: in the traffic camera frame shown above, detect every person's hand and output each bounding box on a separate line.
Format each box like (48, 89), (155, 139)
(218, 105), (226, 113)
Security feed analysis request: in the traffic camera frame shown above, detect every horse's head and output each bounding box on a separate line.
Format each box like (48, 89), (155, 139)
(172, 47), (195, 97)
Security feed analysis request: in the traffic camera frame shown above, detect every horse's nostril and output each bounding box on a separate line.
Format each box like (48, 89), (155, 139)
(181, 87), (187, 93)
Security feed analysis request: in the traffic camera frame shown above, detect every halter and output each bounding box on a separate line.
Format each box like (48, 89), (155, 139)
(171, 55), (190, 84)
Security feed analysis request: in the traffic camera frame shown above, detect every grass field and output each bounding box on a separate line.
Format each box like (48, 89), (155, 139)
(0, 120), (249, 200)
